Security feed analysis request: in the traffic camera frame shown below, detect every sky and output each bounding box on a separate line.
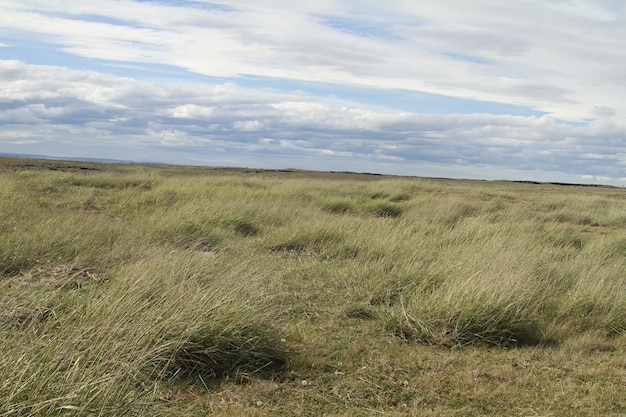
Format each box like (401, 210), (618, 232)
(1, 0), (625, 185)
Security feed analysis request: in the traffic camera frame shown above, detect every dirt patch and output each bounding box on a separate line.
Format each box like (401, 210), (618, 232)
(4, 264), (102, 290)
(1, 264), (103, 330)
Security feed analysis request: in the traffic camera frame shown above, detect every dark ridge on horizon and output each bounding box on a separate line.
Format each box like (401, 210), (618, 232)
(0, 153), (618, 189)
(0, 152), (138, 165)
(511, 180), (609, 188)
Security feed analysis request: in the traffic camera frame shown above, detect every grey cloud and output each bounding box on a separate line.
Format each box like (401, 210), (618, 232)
(397, 25), (530, 57)
(504, 83), (579, 104)
(592, 106), (617, 118)
(1, 60), (626, 184)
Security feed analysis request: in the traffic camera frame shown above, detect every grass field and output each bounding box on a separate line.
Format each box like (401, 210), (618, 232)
(1, 156), (626, 416)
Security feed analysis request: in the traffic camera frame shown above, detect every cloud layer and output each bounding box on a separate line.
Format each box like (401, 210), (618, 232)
(0, 1), (625, 184)
(2, 60), (625, 184)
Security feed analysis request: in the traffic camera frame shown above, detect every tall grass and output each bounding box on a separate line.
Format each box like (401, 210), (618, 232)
(379, 194), (626, 346)
(0, 170), (289, 416)
(2, 162), (626, 414)
(1, 251), (288, 416)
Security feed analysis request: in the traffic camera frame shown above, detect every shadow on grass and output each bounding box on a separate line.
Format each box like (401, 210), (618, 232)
(153, 327), (289, 385)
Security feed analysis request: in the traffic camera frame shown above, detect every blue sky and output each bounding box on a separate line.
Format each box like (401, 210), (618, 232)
(1, 0), (625, 184)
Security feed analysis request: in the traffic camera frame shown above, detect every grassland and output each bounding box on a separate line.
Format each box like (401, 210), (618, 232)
(1, 156), (626, 416)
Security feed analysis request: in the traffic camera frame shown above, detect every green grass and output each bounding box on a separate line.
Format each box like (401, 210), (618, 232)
(1, 157), (626, 416)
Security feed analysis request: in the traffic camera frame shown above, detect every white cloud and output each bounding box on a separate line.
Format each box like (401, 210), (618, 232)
(1, 1), (625, 184)
(233, 120), (266, 132)
(169, 104), (215, 119)
(1, 60), (625, 184)
(1, 0), (625, 123)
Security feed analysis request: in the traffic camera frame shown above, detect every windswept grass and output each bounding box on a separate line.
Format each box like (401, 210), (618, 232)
(2, 158), (626, 415)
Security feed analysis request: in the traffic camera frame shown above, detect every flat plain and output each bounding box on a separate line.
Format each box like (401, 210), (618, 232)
(1, 157), (626, 416)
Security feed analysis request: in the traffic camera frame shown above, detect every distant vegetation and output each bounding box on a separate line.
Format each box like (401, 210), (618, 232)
(1, 157), (625, 416)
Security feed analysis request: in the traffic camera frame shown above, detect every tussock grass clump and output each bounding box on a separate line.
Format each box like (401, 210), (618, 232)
(269, 231), (343, 257)
(380, 213), (626, 347)
(441, 201), (480, 227)
(540, 226), (585, 250)
(369, 192), (390, 200)
(4, 159), (626, 415)
(268, 226), (344, 258)
(154, 321), (287, 382)
(152, 222), (223, 252)
(390, 297), (545, 347)
(389, 193), (412, 202)
(385, 249), (548, 347)
(0, 167), (291, 415)
(0, 253), (289, 415)
(367, 202), (403, 218)
(324, 201), (357, 215)
(233, 221), (260, 237)
(63, 174), (155, 190)
(324, 200), (404, 218)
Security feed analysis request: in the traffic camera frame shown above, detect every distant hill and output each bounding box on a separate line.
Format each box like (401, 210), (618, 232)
(0, 152), (152, 164)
